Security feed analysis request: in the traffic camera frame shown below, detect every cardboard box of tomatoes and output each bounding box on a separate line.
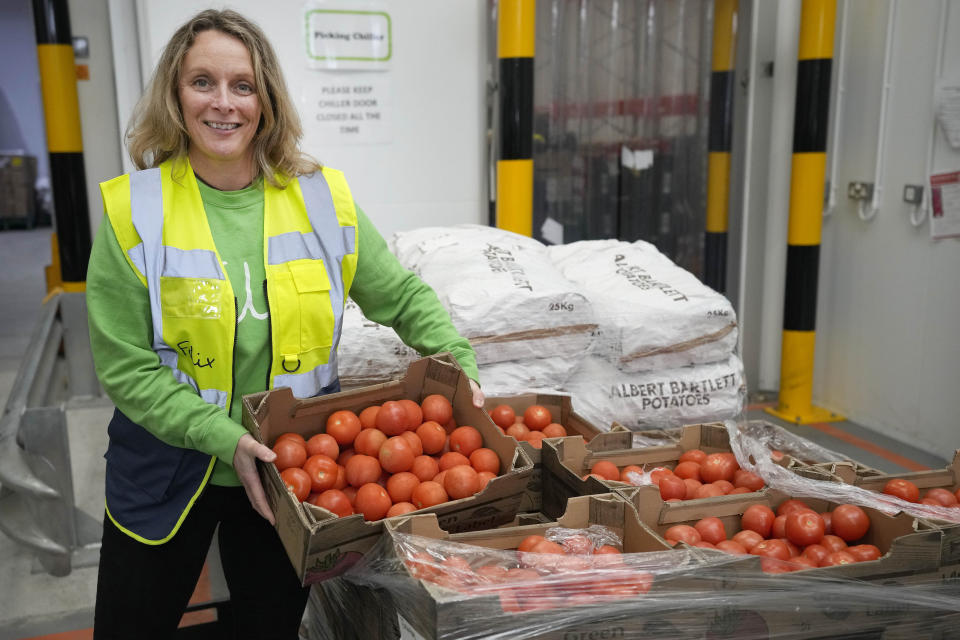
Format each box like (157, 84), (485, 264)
(850, 449), (960, 566)
(540, 422), (779, 519)
(623, 485), (946, 581)
(484, 393), (612, 512)
(326, 493), (691, 640)
(241, 354), (534, 585)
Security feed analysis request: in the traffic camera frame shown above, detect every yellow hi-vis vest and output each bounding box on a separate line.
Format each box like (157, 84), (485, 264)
(98, 157), (358, 543)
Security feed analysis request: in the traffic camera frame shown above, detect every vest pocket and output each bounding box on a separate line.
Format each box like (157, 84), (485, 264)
(275, 260), (335, 361)
(160, 277), (223, 319)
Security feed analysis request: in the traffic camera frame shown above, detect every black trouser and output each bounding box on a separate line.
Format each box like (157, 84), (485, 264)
(94, 484), (308, 639)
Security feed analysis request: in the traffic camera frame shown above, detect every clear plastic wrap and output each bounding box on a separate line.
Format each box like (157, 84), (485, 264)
(307, 526), (960, 640)
(738, 419), (849, 465)
(726, 420), (960, 524)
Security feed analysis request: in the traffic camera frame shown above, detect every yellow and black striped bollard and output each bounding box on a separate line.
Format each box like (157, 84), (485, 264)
(767, 0), (843, 424)
(496, 0), (534, 237)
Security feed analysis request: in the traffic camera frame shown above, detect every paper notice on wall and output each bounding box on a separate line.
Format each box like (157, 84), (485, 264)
(929, 171), (960, 240)
(301, 75), (392, 144)
(304, 1), (391, 70)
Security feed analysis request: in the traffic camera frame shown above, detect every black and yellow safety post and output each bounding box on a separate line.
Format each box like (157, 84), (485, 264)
(496, 0), (534, 237)
(33, 0), (90, 292)
(704, 0), (737, 293)
(766, 0), (843, 424)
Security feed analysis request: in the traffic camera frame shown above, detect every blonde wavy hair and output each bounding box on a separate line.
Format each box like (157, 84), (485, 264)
(126, 9), (320, 186)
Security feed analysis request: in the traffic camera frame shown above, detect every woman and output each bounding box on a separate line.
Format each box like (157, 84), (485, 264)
(87, 9), (482, 639)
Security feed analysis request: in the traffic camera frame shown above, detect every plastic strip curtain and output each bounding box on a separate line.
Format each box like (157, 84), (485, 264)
(527, 0), (711, 276)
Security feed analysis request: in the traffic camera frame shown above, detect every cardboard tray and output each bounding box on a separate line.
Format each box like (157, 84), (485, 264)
(372, 493), (680, 640)
(484, 392), (613, 512)
(241, 355), (533, 585)
(622, 485), (944, 582)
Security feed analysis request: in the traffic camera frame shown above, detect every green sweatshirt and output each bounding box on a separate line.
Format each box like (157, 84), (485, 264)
(87, 176), (478, 486)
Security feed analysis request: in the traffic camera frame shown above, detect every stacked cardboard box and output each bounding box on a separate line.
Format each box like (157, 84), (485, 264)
(0, 154), (37, 225)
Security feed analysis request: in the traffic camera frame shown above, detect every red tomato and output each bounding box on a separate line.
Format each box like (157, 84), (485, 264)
(523, 405), (552, 431)
(411, 455), (440, 482)
(620, 464), (644, 482)
(376, 401), (410, 436)
(420, 394), (453, 426)
(955, 487), (960, 503)
(785, 510), (826, 547)
(449, 426), (483, 457)
(275, 432), (306, 448)
(781, 539), (800, 558)
(280, 467), (311, 502)
(387, 502), (418, 517)
(820, 511), (833, 535)
(659, 474), (687, 501)
(469, 448), (500, 474)
(438, 451), (470, 471)
(820, 551), (857, 567)
(673, 461), (702, 482)
(699, 453), (738, 483)
(517, 535), (546, 552)
(649, 467), (674, 486)
(272, 438), (307, 471)
(411, 481), (448, 508)
(693, 483), (725, 499)
(541, 423), (567, 438)
(345, 454), (381, 488)
(306, 433), (340, 460)
(750, 539), (791, 561)
(712, 480), (735, 495)
(679, 449), (707, 464)
(831, 504), (870, 542)
(924, 488), (959, 507)
(303, 454), (339, 492)
(771, 515), (788, 539)
(415, 421), (447, 455)
(882, 478), (920, 503)
(358, 405), (380, 430)
(729, 487), (753, 495)
(488, 404), (516, 429)
(694, 541), (717, 549)
(379, 436), (415, 474)
(847, 544), (882, 562)
(731, 530), (764, 552)
(760, 557), (797, 574)
(776, 499), (812, 518)
(789, 555), (818, 570)
(590, 460), (620, 481)
(694, 517), (727, 545)
(354, 428), (387, 457)
(663, 525), (701, 546)
(802, 544), (829, 566)
(683, 478), (703, 499)
(308, 489), (353, 517)
(733, 469), (765, 492)
(820, 535), (848, 552)
(741, 504), (776, 538)
(354, 483), (392, 521)
(716, 540), (748, 555)
(444, 464), (480, 499)
(325, 410), (362, 446)
(386, 472), (421, 504)
(397, 399), (423, 430)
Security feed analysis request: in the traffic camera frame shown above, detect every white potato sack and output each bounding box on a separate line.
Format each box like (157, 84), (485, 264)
(566, 354), (746, 430)
(389, 225), (597, 364)
(337, 300), (418, 388)
(547, 239), (738, 372)
(477, 357), (572, 397)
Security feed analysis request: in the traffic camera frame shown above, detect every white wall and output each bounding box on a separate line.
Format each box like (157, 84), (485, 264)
(741, 0), (960, 455)
(70, 0), (124, 237)
(130, 0), (487, 238)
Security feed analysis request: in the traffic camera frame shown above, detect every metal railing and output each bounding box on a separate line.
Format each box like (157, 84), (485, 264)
(0, 292), (105, 576)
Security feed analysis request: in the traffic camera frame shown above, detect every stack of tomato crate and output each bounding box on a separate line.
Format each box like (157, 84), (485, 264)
(240, 355), (960, 640)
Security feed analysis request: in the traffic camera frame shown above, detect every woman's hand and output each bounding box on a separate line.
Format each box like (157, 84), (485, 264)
(469, 379), (485, 408)
(233, 433), (277, 525)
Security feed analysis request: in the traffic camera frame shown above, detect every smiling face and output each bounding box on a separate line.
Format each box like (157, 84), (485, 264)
(178, 29), (262, 188)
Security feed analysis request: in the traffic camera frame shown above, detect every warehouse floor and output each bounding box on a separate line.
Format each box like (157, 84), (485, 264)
(0, 228), (949, 640)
